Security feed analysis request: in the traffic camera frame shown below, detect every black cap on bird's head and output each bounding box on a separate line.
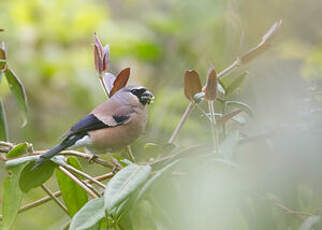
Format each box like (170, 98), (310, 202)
(117, 85), (154, 105)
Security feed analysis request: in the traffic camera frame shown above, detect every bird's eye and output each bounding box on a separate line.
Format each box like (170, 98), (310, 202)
(131, 88), (146, 96)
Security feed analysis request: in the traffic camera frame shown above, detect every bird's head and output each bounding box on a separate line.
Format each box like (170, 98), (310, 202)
(117, 86), (155, 105)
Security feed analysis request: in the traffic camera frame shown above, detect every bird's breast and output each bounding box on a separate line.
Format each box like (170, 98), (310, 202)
(88, 111), (147, 152)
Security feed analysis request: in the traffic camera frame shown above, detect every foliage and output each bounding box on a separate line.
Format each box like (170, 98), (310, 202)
(1, 1), (322, 230)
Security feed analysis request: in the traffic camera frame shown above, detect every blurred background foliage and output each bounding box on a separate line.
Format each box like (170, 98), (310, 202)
(1, 0), (322, 229)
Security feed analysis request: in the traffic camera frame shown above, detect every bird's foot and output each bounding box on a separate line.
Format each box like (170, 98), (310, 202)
(88, 154), (98, 163)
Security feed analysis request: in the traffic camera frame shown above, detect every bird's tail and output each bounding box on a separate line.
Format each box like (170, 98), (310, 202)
(33, 134), (84, 169)
(33, 143), (68, 169)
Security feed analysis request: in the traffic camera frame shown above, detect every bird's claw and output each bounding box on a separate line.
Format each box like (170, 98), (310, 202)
(88, 154), (98, 163)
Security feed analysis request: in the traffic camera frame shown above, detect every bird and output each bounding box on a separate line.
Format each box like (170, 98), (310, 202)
(33, 85), (154, 168)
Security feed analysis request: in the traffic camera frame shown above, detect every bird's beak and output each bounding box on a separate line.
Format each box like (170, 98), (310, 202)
(142, 90), (155, 104)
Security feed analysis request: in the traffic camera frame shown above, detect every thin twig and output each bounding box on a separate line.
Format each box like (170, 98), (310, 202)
(99, 75), (110, 98)
(65, 164), (106, 189)
(0, 142), (114, 169)
(168, 102), (195, 144)
(13, 172), (113, 215)
(41, 184), (69, 215)
(195, 103), (211, 122)
(268, 196), (314, 219)
(58, 166), (99, 198)
(217, 59), (240, 79)
(208, 101), (219, 152)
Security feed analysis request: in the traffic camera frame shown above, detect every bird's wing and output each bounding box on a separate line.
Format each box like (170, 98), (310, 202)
(60, 105), (133, 139)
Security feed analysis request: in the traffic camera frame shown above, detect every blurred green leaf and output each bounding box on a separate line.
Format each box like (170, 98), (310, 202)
(6, 143), (29, 158)
(135, 160), (178, 203)
(109, 198), (130, 220)
(56, 157), (88, 217)
(226, 72), (248, 95)
(2, 164), (26, 230)
(217, 82), (226, 95)
(299, 215), (320, 230)
(19, 160), (55, 193)
(219, 72), (248, 95)
(0, 59), (6, 70)
(4, 68), (28, 127)
(225, 100), (253, 117)
(69, 198), (105, 230)
(104, 163), (151, 212)
(0, 98), (8, 141)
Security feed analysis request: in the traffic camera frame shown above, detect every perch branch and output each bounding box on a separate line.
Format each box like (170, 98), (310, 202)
(41, 184), (69, 215)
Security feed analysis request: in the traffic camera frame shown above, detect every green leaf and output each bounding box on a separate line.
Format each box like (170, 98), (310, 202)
(56, 157), (88, 217)
(217, 82), (226, 95)
(69, 198), (105, 230)
(104, 163), (151, 212)
(135, 160), (178, 203)
(19, 160), (56, 193)
(299, 216), (320, 230)
(0, 98), (8, 141)
(0, 59), (6, 70)
(219, 130), (239, 160)
(225, 100), (253, 117)
(225, 72), (248, 95)
(219, 72), (248, 95)
(6, 143), (29, 158)
(4, 68), (28, 127)
(2, 164), (26, 230)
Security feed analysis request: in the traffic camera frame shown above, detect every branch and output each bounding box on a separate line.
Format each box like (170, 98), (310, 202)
(0, 172), (114, 220)
(64, 164), (106, 189)
(168, 102), (195, 144)
(57, 166), (99, 199)
(167, 21), (282, 144)
(268, 195), (314, 219)
(41, 184), (69, 215)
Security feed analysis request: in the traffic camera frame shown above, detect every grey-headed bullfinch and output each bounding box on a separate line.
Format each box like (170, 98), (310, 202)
(34, 85), (154, 168)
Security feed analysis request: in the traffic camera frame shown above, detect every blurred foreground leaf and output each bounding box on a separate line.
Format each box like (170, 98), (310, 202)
(220, 72), (248, 95)
(0, 98), (8, 141)
(2, 164), (26, 230)
(69, 198), (105, 230)
(4, 68), (28, 127)
(56, 157), (88, 217)
(225, 100), (253, 117)
(104, 163), (151, 212)
(19, 160), (55, 193)
(299, 216), (320, 230)
(219, 130), (239, 160)
(135, 160), (178, 203)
